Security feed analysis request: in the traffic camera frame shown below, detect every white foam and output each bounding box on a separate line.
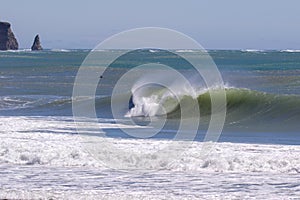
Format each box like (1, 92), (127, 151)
(0, 76), (11, 79)
(0, 96), (34, 110)
(0, 116), (147, 167)
(2, 49), (32, 53)
(50, 49), (71, 52)
(126, 83), (235, 117)
(281, 49), (300, 53)
(127, 73), (199, 117)
(0, 95), (69, 111)
(1, 116), (300, 173)
(2, 116), (300, 199)
(241, 49), (265, 52)
(126, 95), (163, 117)
(1, 170), (299, 200)
(175, 49), (195, 53)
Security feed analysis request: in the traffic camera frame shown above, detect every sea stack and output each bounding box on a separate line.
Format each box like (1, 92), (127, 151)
(0, 21), (19, 50)
(31, 34), (43, 51)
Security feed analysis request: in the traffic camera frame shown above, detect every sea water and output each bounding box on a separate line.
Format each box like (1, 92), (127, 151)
(1, 49), (300, 199)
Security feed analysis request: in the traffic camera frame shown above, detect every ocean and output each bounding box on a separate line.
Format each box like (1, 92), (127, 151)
(1, 49), (300, 199)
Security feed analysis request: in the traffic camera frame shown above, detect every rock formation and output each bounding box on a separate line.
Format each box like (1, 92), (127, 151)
(31, 34), (43, 51)
(0, 21), (19, 50)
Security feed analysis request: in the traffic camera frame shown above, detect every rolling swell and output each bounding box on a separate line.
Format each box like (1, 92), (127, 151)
(165, 88), (300, 131)
(35, 88), (300, 124)
(169, 88), (300, 120)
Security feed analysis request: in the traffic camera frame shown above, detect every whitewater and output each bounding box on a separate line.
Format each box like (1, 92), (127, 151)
(1, 116), (300, 199)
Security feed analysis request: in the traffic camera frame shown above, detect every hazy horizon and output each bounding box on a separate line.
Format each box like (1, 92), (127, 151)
(1, 0), (300, 50)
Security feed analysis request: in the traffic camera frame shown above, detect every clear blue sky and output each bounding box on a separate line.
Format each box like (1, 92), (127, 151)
(1, 0), (299, 49)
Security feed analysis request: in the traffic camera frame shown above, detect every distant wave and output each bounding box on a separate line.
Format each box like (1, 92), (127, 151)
(0, 49), (32, 53)
(50, 49), (71, 52)
(175, 49), (195, 53)
(241, 49), (266, 53)
(240, 49), (300, 53)
(148, 49), (158, 53)
(0, 49), (82, 53)
(0, 95), (71, 111)
(280, 49), (300, 53)
(0, 76), (11, 79)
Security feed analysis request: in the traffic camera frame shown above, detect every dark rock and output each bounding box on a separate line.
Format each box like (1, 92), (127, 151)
(0, 21), (19, 50)
(31, 34), (43, 51)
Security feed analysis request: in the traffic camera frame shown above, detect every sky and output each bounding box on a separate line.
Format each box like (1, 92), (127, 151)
(1, 0), (300, 50)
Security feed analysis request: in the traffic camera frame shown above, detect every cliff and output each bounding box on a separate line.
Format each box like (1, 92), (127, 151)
(0, 21), (18, 50)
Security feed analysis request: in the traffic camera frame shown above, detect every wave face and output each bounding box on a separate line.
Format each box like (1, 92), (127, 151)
(125, 87), (300, 132)
(127, 87), (300, 121)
